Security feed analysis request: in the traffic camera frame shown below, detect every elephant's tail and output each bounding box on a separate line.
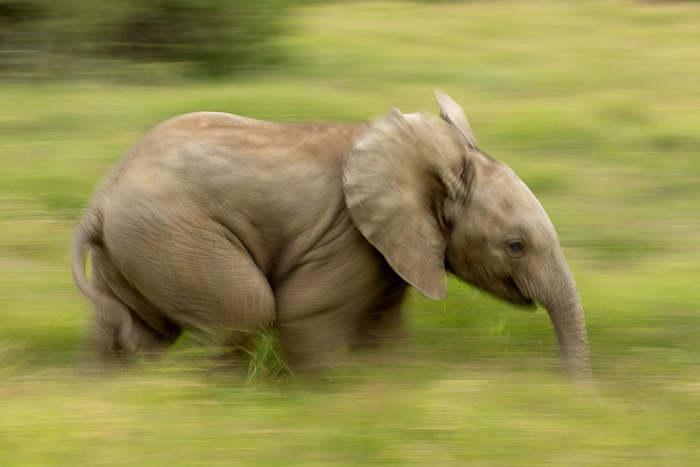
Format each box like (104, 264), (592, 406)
(71, 203), (104, 301)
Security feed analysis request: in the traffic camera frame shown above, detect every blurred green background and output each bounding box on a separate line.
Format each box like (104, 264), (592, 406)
(1, 0), (699, 465)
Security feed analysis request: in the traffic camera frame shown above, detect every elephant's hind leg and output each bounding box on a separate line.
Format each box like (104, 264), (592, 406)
(161, 234), (276, 356)
(90, 247), (181, 360)
(93, 293), (178, 360)
(104, 211), (277, 358)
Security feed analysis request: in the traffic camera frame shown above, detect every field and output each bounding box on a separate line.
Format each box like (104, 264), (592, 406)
(1, 0), (700, 464)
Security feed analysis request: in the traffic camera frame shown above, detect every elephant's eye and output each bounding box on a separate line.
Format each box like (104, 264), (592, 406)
(506, 239), (527, 258)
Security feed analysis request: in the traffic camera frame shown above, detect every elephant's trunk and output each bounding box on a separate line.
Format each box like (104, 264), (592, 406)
(537, 257), (590, 378)
(547, 294), (590, 378)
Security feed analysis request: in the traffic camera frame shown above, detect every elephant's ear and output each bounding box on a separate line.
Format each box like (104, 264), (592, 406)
(343, 110), (465, 300)
(435, 89), (478, 150)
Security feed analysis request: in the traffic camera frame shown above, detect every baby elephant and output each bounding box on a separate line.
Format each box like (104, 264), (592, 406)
(72, 91), (589, 375)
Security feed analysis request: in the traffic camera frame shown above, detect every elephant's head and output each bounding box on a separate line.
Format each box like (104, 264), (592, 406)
(342, 91), (589, 376)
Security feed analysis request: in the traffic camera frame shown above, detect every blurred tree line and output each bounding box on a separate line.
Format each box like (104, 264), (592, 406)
(0, 0), (293, 77)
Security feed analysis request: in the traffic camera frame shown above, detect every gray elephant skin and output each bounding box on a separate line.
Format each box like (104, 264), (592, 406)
(72, 91), (589, 375)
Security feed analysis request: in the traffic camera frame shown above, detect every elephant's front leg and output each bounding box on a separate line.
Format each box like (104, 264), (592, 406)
(345, 280), (408, 350)
(274, 244), (401, 368)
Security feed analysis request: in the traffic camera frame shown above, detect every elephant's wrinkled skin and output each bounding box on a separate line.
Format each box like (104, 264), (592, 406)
(72, 91), (589, 376)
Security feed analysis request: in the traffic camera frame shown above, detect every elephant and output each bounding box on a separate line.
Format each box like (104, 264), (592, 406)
(72, 91), (589, 376)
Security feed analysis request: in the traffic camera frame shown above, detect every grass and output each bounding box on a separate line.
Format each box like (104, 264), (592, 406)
(1, 0), (700, 464)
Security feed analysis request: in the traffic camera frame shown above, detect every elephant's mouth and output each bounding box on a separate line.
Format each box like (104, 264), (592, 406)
(504, 277), (536, 309)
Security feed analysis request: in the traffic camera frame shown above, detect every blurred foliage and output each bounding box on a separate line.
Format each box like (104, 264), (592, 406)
(0, 0), (293, 77)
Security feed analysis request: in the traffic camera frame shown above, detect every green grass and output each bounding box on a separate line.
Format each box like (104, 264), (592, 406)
(2, 0), (700, 464)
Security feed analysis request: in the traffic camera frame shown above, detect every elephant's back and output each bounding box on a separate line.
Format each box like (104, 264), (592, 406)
(118, 111), (371, 189)
(129, 111), (371, 166)
(98, 111), (372, 276)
